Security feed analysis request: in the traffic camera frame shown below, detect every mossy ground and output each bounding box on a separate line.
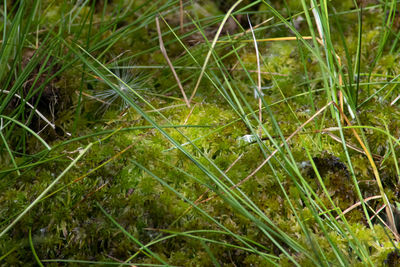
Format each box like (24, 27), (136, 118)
(1, 0), (400, 266)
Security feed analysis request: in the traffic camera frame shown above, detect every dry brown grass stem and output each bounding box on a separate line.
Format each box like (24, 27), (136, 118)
(155, 16), (190, 108)
(321, 129), (381, 160)
(369, 204), (400, 240)
(183, 103), (196, 125)
(336, 195), (381, 220)
(179, 0), (184, 33)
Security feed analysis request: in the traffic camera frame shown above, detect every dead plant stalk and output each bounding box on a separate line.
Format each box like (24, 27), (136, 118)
(155, 16), (190, 108)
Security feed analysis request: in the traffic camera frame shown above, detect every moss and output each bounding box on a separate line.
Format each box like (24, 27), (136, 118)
(3, 0), (400, 265)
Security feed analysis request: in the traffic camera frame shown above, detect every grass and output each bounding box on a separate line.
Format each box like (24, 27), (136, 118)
(1, 0), (400, 265)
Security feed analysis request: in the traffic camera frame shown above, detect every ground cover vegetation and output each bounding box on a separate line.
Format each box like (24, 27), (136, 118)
(1, 0), (400, 266)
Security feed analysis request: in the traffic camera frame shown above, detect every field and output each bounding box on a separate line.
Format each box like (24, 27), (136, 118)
(1, 0), (400, 266)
